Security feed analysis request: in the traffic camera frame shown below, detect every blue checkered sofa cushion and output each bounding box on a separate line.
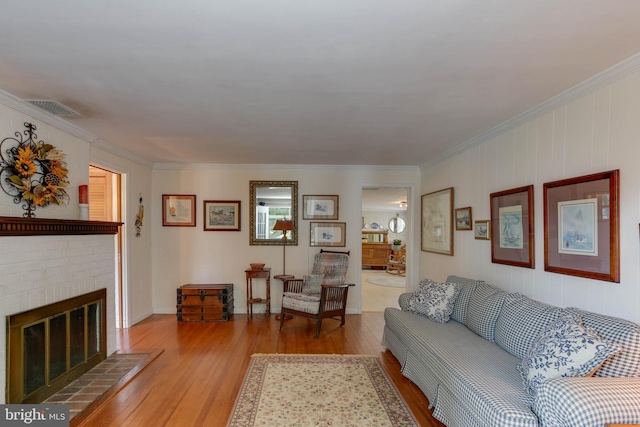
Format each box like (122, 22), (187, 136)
(495, 293), (564, 359)
(567, 307), (640, 378)
(465, 281), (508, 342)
(533, 377), (640, 426)
(446, 275), (479, 323)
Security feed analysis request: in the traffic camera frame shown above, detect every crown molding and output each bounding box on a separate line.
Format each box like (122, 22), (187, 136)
(153, 162), (420, 171)
(424, 51), (640, 167)
(91, 139), (153, 168)
(0, 89), (152, 167)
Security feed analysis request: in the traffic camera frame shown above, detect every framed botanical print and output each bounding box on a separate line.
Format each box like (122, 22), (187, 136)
(162, 194), (196, 227)
(490, 185), (534, 268)
(421, 187), (454, 255)
(544, 170), (620, 282)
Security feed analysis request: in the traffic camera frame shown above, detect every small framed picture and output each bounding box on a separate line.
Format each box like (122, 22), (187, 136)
(455, 207), (473, 230)
(162, 195), (196, 227)
(203, 200), (241, 231)
(303, 195), (339, 220)
(474, 220), (490, 240)
(310, 222), (346, 247)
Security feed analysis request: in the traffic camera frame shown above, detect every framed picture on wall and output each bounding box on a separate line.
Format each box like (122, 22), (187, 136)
(421, 187), (454, 255)
(203, 200), (241, 231)
(162, 194), (196, 227)
(490, 185), (534, 268)
(455, 207), (473, 230)
(310, 222), (346, 247)
(474, 220), (490, 240)
(543, 170), (620, 282)
(303, 195), (339, 220)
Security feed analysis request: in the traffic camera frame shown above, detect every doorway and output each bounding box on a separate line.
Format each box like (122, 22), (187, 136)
(361, 187), (409, 312)
(89, 165), (125, 328)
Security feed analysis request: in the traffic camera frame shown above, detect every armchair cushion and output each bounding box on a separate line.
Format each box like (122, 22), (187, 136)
(282, 292), (321, 314)
(302, 274), (325, 295)
(311, 252), (349, 284)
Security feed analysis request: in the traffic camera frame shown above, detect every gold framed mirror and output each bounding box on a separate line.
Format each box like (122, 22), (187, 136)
(249, 180), (298, 246)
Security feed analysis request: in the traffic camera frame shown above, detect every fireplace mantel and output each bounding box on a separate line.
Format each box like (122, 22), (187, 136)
(0, 216), (122, 236)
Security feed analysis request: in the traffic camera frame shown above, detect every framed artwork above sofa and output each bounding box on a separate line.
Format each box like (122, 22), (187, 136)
(543, 170), (620, 283)
(490, 185), (534, 268)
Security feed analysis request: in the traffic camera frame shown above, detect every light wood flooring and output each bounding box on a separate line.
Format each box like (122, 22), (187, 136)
(361, 270), (407, 312)
(73, 313), (445, 427)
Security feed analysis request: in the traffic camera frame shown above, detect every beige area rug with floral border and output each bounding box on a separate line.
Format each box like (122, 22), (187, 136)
(227, 354), (418, 427)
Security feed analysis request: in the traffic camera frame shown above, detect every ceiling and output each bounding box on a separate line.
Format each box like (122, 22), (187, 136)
(1, 1), (640, 166)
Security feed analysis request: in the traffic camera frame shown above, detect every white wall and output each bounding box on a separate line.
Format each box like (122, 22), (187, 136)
(151, 165), (420, 315)
(420, 68), (640, 323)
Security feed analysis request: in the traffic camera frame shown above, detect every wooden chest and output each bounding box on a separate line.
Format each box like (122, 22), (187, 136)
(176, 284), (234, 322)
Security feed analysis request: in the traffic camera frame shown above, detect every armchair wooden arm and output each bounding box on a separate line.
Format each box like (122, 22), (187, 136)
(283, 278), (304, 293)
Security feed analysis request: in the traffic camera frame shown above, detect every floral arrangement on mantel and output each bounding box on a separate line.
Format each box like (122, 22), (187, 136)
(0, 122), (70, 217)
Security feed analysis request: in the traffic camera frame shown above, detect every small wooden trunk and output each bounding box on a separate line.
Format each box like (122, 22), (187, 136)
(176, 284), (234, 322)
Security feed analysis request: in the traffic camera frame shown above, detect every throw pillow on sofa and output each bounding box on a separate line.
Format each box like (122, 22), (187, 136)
(407, 279), (462, 323)
(517, 311), (622, 395)
(465, 281), (508, 342)
(495, 293), (563, 359)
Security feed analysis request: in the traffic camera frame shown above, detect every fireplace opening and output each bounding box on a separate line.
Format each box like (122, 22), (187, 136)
(7, 289), (107, 404)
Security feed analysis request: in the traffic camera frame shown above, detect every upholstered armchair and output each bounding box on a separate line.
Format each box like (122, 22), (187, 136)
(279, 250), (351, 338)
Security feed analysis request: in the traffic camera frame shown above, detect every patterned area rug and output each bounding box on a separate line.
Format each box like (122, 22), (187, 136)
(366, 275), (406, 288)
(227, 354), (418, 427)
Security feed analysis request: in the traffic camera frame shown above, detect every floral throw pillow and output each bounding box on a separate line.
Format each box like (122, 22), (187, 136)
(517, 312), (621, 395)
(407, 280), (462, 323)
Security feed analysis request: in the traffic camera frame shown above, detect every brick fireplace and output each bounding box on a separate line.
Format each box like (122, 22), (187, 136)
(0, 217), (121, 404)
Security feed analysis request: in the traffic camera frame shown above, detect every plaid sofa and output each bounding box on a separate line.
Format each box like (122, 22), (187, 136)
(382, 276), (640, 427)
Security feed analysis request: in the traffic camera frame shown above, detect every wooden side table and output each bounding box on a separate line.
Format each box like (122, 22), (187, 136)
(245, 268), (271, 318)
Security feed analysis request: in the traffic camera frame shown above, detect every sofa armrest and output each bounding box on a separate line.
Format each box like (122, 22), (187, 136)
(533, 377), (640, 427)
(398, 292), (413, 311)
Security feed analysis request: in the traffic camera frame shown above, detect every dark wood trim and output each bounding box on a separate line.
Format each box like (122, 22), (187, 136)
(0, 216), (122, 236)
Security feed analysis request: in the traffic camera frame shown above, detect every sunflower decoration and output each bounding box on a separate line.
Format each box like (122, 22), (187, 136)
(0, 123), (70, 217)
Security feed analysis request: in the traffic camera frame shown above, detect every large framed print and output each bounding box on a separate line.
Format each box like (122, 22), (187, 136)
(310, 222), (346, 247)
(421, 187), (454, 255)
(162, 194), (196, 227)
(203, 200), (241, 231)
(544, 170), (620, 282)
(303, 195), (339, 220)
(490, 185), (534, 268)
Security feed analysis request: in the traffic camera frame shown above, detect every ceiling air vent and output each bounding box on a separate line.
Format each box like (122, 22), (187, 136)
(24, 99), (81, 117)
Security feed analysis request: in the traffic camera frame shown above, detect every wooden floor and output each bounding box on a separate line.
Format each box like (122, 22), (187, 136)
(75, 313), (445, 427)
